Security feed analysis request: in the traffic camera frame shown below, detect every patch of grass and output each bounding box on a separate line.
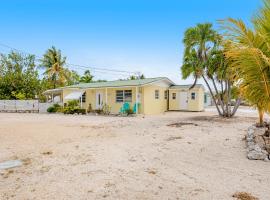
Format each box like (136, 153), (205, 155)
(166, 136), (182, 141)
(22, 158), (31, 165)
(232, 192), (259, 200)
(41, 151), (53, 155)
(1, 169), (14, 179)
(167, 122), (198, 128)
(147, 169), (157, 175)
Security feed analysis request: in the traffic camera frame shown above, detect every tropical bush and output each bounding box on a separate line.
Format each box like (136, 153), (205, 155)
(63, 100), (86, 114)
(102, 104), (111, 115)
(47, 106), (57, 113)
(47, 103), (61, 113)
(63, 108), (86, 115)
(220, 0), (270, 125)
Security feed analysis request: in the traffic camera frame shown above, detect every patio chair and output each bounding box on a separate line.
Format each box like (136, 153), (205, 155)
(133, 103), (140, 113)
(120, 102), (130, 114)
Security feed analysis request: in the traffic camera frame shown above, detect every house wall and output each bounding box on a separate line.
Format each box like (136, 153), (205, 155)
(61, 85), (170, 115)
(142, 85), (169, 115)
(204, 93), (212, 107)
(84, 87), (142, 114)
(61, 83), (199, 115)
(82, 86), (169, 115)
(169, 87), (204, 111)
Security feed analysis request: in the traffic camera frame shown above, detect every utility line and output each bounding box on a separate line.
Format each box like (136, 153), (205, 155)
(0, 42), (139, 76)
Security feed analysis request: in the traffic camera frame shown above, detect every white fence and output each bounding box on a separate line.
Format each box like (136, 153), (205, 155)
(0, 100), (57, 113)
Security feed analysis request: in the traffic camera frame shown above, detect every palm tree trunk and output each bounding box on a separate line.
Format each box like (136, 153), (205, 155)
(202, 75), (222, 116)
(231, 98), (241, 117)
(225, 80), (229, 117)
(211, 77), (225, 116)
(227, 81), (232, 117)
(258, 108), (264, 127)
(220, 80), (224, 100)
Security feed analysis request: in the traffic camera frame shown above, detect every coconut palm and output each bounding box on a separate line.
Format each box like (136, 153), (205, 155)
(221, 0), (270, 125)
(40, 46), (67, 89)
(80, 70), (93, 83)
(181, 23), (241, 117)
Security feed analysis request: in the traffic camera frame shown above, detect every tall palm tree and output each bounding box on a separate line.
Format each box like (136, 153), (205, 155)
(221, 0), (270, 125)
(40, 46), (67, 89)
(182, 23), (241, 117)
(80, 70), (93, 83)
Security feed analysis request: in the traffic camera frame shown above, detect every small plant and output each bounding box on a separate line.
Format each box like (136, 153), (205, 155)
(47, 103), (61, 113)
(126, 108), (134, 115)
(95, 109), (103, 114)
(47, 106), (57, 113)
(67, 100), (79, 109)
(76, 108), (86, 115)
(63, 100), (86, 115)
(102, 103), (111, 115)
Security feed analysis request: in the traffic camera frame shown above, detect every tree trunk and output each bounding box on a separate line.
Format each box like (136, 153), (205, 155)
(227, 81), (232, 117)
(224, 80), (229, 117)
(202, 75), (222, 116)
(231, 98), (241, 117)
(258, 109), (264, 127)
(220, 80), (224, 100)
(211, 77), (225, 115)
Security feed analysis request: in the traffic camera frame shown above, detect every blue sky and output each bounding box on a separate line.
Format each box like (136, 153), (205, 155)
(0, 0), (261, 84)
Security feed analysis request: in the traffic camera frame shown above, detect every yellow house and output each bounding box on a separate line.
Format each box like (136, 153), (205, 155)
(44, 77), (205, 115)
(169, 85), (205, 112)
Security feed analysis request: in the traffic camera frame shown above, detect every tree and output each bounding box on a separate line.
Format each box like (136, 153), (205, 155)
(66, 69), (80, 85)
(220, 0), (270, 125)
(0, 51), (41, 99)
(181, 23), (240, 117)
(129, 74), (145, 80)
(40, 46), (68, 89)
(80, 70), (93, 83)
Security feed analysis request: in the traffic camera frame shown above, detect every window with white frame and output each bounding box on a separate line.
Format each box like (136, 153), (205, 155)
(164, 90), (168, 100)
(191, 92), (196, 100)
(116, 90), (132, 103)
(155, 90), (159, 99)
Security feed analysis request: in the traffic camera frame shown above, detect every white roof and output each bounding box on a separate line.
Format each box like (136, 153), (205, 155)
(64, 90), (85, 100)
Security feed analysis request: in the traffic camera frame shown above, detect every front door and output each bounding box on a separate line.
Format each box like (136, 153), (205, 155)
(96, 92), (103, 109)
(179, 92), (188, 110)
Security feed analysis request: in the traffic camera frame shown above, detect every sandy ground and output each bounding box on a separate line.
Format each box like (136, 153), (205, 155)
(0, 108), (269, 200)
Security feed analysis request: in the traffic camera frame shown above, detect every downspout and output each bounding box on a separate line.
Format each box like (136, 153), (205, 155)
(80, 94), (83, 108)
(135, 86), (138, 115)
(167, 89), (170, 111)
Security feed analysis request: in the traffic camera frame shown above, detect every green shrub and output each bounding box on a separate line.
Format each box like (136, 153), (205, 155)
(76, 108), (86, 115)
(63, 107), (86, 115)
(67, 100), (79, 108)
(53, 103), (61, 108)
(47, 103), (61, 113)
(95, 109), (103, 114)
(102, 104), (111, 115)
(47, 106), (57, 113)
(126, 108), (134, 115)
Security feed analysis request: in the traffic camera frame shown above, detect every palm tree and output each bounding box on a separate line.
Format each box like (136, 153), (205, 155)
(40, 46), (67, 89)
(129, 74), (145, 80)
(181, 23), (240, 117)
(220, 0), (270, 125)
(66, 69), (80, 85)
(80, 70), (93, 83)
